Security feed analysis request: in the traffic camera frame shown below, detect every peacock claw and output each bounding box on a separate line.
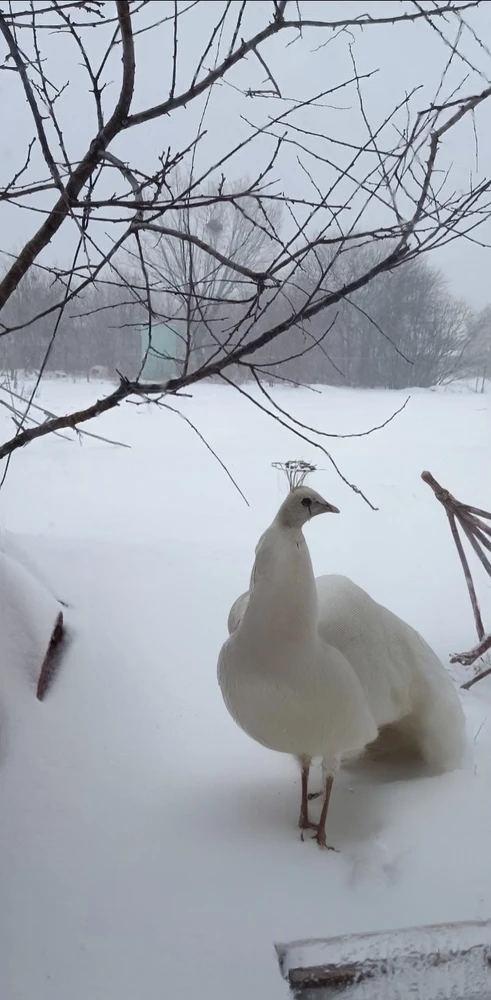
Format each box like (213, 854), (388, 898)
(299, 817), (317, 839)
(313, 831), (339, 851)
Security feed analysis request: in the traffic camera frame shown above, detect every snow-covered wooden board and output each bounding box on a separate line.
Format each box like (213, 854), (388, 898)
(276, 920), (491, 999)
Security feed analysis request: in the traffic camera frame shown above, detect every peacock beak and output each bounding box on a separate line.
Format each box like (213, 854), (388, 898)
(323, 501), (340, 513)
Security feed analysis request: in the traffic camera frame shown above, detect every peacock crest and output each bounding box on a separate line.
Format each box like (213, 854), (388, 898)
(272, 459), (317, 492)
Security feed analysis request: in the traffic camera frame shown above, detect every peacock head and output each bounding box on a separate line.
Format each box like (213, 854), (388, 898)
(276, 486), (339, 529)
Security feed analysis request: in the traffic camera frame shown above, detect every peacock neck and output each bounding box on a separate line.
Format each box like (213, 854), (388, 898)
(240, 521), (319, 643)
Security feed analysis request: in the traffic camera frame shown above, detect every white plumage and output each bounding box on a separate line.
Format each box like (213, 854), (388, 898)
(218, 485), (466, 848)
(314, 574), (466, 774)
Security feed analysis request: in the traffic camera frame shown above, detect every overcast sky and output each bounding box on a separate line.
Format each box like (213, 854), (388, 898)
(1, 1), (491, 308)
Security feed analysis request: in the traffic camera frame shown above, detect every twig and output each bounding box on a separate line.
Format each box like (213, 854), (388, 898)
(0, 0), (136, 311)
(222, 373), (378, 509)
(159, 401), (249, 506)
(454, 634), (491, 672)
(461, 663), (491, 690)
(252, 373), (411, 441)
(0, 397), (73, 441)
(252, 46), (282, 98)
(137, 221), (277, 285)
(0, 386), (130, 449)
(446, 511), (485, 640)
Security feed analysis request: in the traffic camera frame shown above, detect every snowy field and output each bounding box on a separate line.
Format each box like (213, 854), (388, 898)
(0, 378), (490, 1000)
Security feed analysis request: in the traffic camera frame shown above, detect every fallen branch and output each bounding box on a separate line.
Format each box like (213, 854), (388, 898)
(455, 635), (491, 689)
(461, 664), (491, 690)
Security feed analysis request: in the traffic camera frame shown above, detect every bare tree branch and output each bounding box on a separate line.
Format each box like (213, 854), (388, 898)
(0, 0), (135, 310)
(0, 0), (490, 505)
(139, 221), (276, 285)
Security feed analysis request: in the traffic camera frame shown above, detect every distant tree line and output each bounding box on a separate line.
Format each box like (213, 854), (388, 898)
(252, 242), (490, 390)
(1, 236), (490, 391)
(0, 271), (142, 380)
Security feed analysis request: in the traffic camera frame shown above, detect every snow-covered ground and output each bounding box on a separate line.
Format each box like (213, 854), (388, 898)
(0, 379), (490, 1000)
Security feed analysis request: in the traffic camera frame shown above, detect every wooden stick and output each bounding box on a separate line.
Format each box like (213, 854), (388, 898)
(421, 471), (491, 686)
(463, 510), (491, 538)
(461, 504), (491, 522)
(458, 516), (491, 576)
(462, 513), (491, 547)
(421, 470), (458, 508)
(460, 667), (491, 691)
(461, 663), (491, 690)
(446, 512), (485, 640)
(452, 633), (491, 671)
(421, 473), (491, 526)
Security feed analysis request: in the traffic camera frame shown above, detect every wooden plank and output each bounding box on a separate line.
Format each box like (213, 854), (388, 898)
(276, 919), (491, 999)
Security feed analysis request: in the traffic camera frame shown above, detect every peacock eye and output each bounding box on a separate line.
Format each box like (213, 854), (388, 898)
(301, 497), (312, 507)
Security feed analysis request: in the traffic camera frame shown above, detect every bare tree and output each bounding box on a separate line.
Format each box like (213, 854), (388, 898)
(298, 247), (475, 389)
(0, 0), (490, 495)
(466, 305), (491, 389)
(145, 174), (281, 372)
(0, 272), (141, 377)
(246, 241), (478, 390)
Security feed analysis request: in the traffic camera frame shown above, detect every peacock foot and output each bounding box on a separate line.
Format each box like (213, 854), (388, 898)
(299, 813), (317, 840)
(313, 828), (339, 852)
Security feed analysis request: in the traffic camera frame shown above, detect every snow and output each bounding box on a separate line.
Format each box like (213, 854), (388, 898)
(0, 379), (490, 1000)
(0, 549), (61, 694)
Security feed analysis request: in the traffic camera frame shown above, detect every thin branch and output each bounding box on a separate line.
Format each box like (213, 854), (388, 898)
(252, 45), (282, 98)
(220, 373), (378, 510)
(123, 4), (479, 130)
(0, 13), (63, 188)
(454, 636), (491, 674)
(0, 0), (135, 311)
(160, 402), (249, 506)
(251, 372), (411, 440)
(139, 222), (276, 284)
(461, 663), (491, 688)
(0, 386), (130, 449)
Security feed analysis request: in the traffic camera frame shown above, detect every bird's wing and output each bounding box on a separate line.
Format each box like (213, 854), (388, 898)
(227, 591), (249, 634)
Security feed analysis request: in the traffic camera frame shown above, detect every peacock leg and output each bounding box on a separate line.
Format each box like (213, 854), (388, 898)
(315, 757), (340, 851)
(298, 755), (316, 834)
